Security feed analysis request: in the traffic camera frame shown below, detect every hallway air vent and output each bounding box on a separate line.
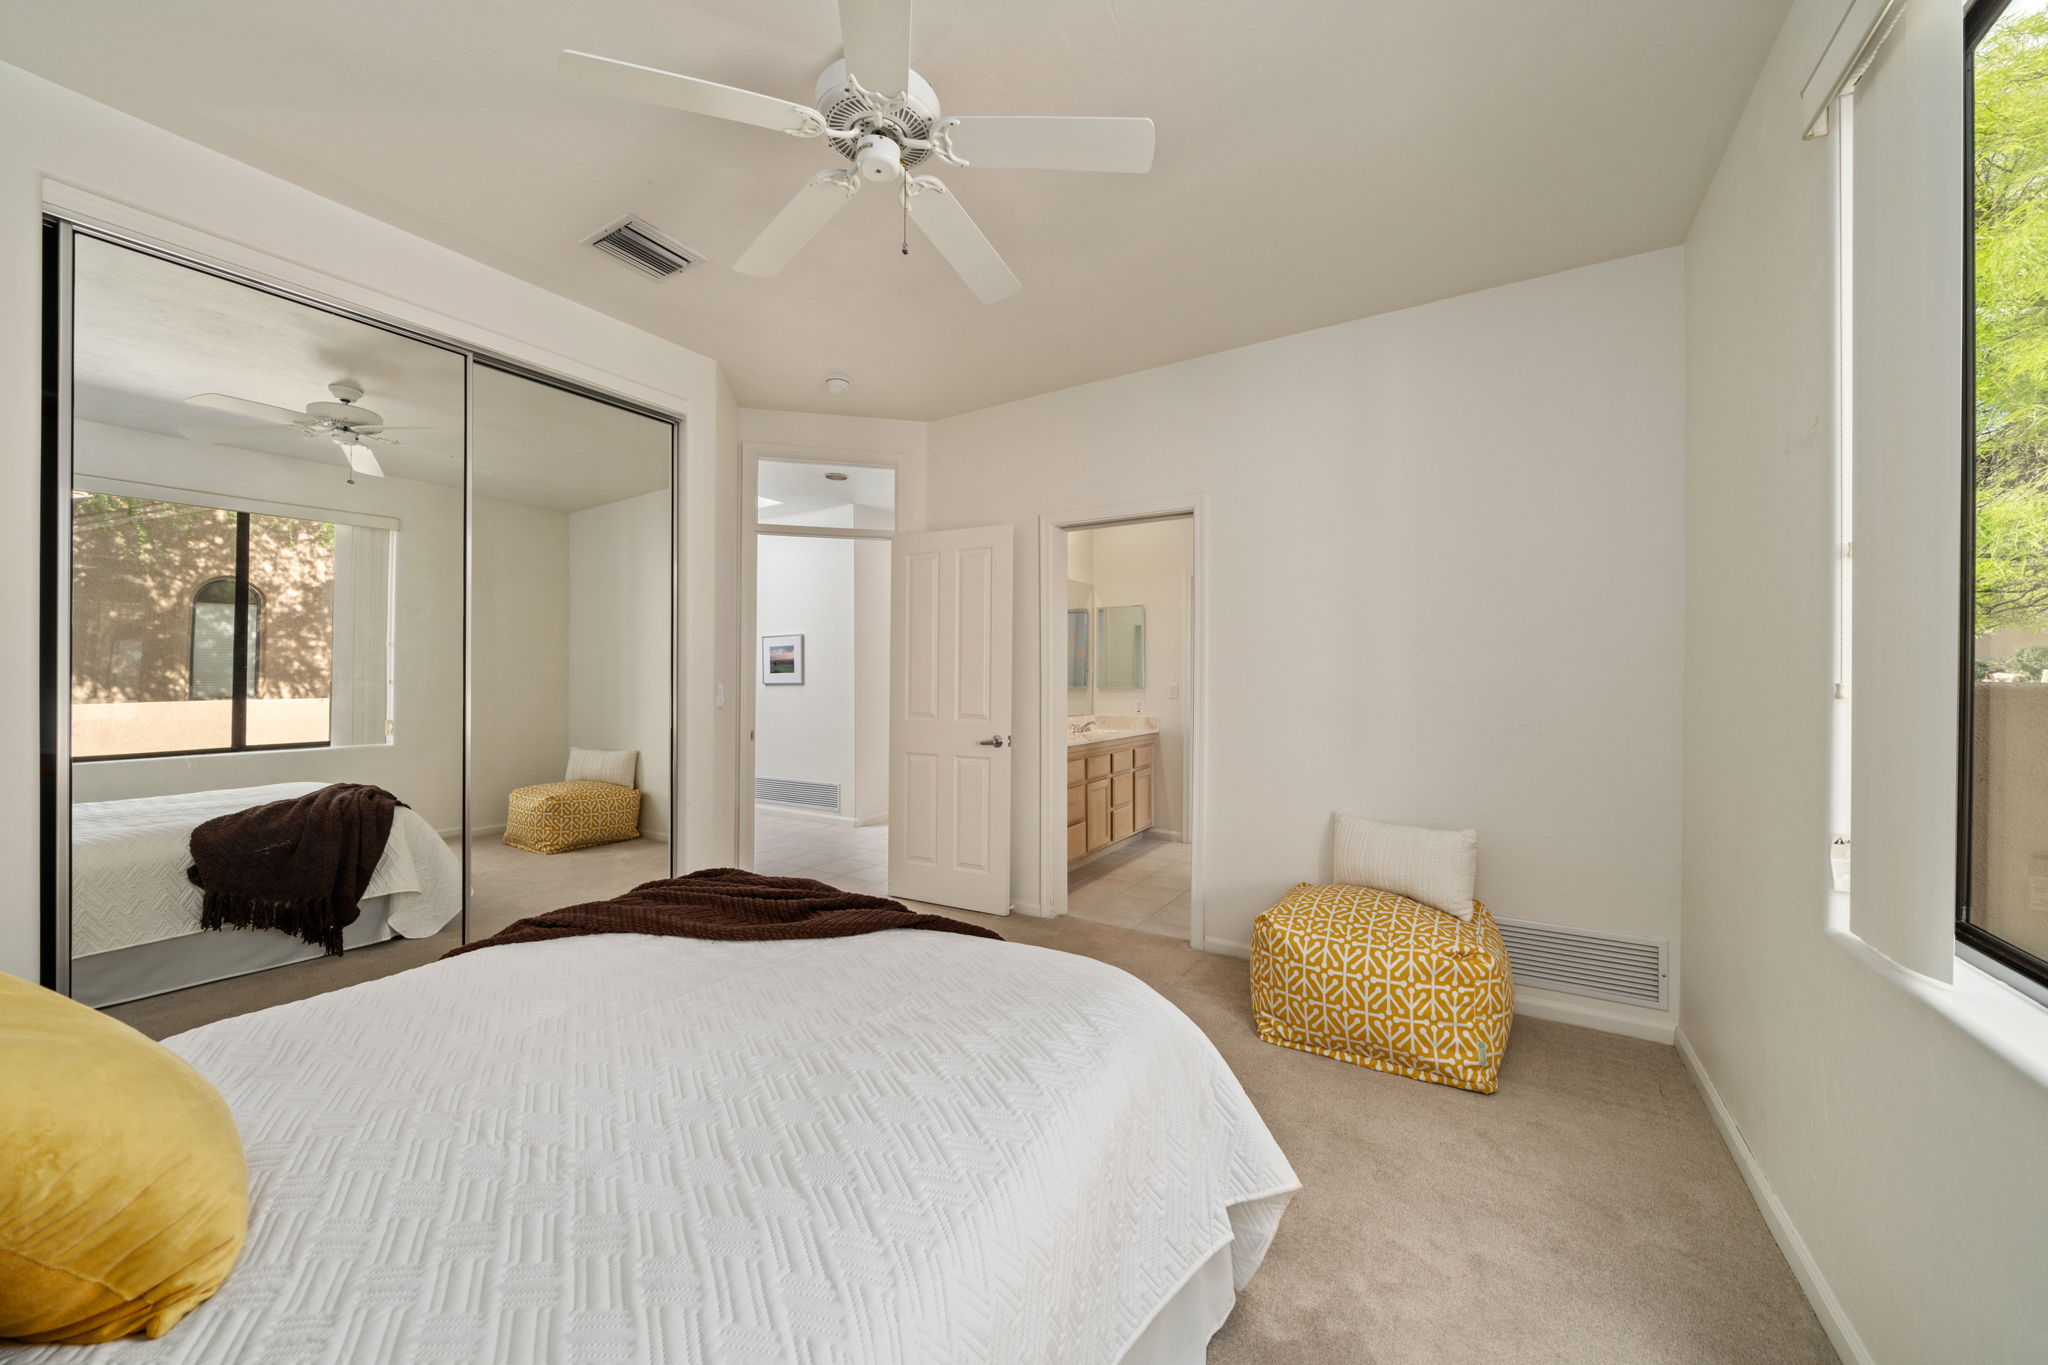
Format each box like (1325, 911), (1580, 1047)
(756, 778), (842, 812)
(587, 215), (701, 278)
(1494, 917), (1668, 1010)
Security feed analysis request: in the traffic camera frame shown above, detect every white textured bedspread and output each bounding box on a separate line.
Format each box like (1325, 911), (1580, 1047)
(70, 782), (461, 957)
(18, 932), (1297, 1364)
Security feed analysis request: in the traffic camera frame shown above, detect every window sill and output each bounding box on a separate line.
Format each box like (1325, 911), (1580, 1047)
(1826, 922), (2048, 1092)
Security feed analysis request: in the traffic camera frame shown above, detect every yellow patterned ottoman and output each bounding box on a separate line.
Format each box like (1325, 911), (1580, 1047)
(1251, 883), (1514, 1094)
(503, 780), (643, 854)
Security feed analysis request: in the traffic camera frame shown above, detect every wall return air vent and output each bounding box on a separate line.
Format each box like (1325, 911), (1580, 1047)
(1494, 917), (1669, 1010)
(756, 778), (842, 813)
(586, 215), (701, 278)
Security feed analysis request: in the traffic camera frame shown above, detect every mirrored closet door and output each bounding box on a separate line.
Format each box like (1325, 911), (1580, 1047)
(45, 223), (678, 1023)
(467, 364), (675, 940)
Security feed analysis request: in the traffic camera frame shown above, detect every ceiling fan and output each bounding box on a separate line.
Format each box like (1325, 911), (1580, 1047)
(178, 383), (453, 483)
(560, 0), (1156, 303)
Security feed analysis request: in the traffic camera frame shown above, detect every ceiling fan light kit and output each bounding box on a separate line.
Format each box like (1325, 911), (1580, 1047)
(559, 0), (1155, 304)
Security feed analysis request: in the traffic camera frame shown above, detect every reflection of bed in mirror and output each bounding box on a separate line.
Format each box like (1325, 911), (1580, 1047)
(69, 781), (460, 1007)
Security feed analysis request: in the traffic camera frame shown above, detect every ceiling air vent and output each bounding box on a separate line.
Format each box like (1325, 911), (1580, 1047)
(586, 215), (701, 278)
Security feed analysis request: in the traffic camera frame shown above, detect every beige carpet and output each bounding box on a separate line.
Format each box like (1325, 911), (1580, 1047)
(106, 844), (1836, 1364)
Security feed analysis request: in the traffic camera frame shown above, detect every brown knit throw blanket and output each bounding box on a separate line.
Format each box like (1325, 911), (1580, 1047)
(445, 866), (1003, 960)
(187, 783), (404, 956)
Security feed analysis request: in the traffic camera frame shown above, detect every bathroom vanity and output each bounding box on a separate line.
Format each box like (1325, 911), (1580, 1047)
(1066, 729), (1157, 865)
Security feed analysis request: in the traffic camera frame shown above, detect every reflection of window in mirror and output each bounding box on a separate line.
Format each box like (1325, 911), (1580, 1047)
(72, 492), (392, 758)
(1098, 605), (1146, 690)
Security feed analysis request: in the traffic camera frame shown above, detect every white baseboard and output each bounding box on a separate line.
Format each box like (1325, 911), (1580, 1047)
(1202, 936), (1252, 959)
(754, 802), (855, 826)
(1676, 1030), (1870, 1365)
(1513, 987), (1676, 1043)
(855, 813), (889, 828)
(1145, 828), (1187, 843)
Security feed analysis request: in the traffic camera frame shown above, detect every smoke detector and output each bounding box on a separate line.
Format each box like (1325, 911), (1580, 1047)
(824, 375), (852, 395)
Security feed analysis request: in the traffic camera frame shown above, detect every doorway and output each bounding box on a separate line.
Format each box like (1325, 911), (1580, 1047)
(1043, 505), (1202, 944)
(741, 449), (897, 894)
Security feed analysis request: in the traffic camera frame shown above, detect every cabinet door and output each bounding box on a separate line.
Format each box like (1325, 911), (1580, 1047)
(1135, 741), (1154, 769)
(1085, 753), (1112, 781)
(1086, 779), (1112, 851)
(1067, 820), (1087, 860)
(1135, 769), (1154, 832)
(1067, 782), (1086, 825)
(1112, 805), (1135, 842)
(1111, 746), (1135, 773)
(1067, 757), (1085, 786)
(1111, 771), (1134, 810)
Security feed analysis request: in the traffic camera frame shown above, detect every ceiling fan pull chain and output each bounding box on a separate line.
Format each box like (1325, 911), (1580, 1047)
(901, 180), (910, 255)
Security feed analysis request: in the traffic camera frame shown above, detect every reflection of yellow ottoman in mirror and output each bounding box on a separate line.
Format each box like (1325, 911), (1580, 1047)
(503, 781), (643, 854)
(1251, 883), (1514, 1094)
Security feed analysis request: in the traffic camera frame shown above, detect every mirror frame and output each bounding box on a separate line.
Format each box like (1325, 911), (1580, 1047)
(38, 215), (683, 998)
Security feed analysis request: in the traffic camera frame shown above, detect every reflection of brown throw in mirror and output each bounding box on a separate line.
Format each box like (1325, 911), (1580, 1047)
(187, 783), (404, 956)
(445, 867), (1002, 960)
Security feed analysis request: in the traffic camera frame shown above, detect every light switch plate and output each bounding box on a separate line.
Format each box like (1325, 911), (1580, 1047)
(1830, 837), (1851, 894)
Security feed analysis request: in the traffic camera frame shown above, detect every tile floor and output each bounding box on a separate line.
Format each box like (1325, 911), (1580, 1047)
(753, 804), (889, 897)
(1065, 835), (1193, 941)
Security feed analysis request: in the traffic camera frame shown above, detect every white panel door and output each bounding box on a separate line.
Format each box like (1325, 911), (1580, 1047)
(888, 525), (1013, 913)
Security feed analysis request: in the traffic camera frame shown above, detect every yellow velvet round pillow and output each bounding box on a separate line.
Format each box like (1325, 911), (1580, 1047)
(0, 973), (248, 1344)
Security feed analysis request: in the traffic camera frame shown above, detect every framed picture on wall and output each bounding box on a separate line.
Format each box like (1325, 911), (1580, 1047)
(762, 633), (805, 685)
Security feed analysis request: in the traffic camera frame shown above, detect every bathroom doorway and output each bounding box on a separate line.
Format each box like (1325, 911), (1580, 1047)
(1041, 502), (1203, 945)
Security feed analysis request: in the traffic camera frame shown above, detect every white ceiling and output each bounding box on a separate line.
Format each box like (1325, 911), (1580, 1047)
(73, 236), (671, 511)
(6, 0), (1791, 419)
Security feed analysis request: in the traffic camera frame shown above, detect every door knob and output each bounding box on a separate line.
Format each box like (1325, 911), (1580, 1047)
(977, 736), (1007, 748)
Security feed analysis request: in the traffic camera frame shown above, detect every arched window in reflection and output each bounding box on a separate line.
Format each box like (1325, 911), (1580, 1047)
(189, 577), (261, 700)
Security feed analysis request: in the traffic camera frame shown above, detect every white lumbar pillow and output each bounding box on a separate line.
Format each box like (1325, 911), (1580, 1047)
(1331, 813), (1478, 921)
(565, 748), (639, 789)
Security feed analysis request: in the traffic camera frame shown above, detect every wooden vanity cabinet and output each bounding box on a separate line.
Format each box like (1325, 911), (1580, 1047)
(1066, 734), (1157, 866)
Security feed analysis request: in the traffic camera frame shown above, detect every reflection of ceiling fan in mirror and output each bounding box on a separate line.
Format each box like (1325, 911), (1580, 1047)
(177, 382), (455, 483)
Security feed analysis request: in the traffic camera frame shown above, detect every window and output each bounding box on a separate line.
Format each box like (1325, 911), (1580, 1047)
(190, 579), (261, 700)
(72, 494), (336, 758)
(1964, 0), (2048, 986)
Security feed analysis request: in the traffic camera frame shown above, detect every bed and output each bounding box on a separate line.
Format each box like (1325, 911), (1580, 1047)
(69, 782), (462, 1007)
(10, 929), (1297, 1363)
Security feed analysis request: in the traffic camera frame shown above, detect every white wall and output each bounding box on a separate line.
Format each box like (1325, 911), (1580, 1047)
(1069, 519), (1194, 839)
(68, 420), (467, 832)
(0, 58), (740, 981)
(570, 490), (671, 838)
(755, 534), (857, 812)
(472, 495), (570, 833)
(927, 249), (1685, 981)
(1682, 0), (2048, 1359)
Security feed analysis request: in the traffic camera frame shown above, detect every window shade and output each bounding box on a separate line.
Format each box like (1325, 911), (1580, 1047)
(1803, 0), (1912, 137)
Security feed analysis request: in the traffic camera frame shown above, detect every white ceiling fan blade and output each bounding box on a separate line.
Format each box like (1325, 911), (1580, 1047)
(178, 423), (308, 445)
(186, 393), (310, 424)
(838, 0), (912, 95)
(906, 177), (1021, 304)
(939, 116), (1155, 173)
(362, 431), (458, 461)
(338, 443), (384, 478)
(734, 172), (860, 278)
(559, 51), (825, 136)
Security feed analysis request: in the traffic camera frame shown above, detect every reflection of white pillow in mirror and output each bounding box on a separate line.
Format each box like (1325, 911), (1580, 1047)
(566, 747), (638, 789)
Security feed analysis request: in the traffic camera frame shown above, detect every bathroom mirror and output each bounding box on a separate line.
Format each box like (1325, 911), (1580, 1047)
(1067, 580), (1094, 716)
(1098, 604), (1146, 690)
